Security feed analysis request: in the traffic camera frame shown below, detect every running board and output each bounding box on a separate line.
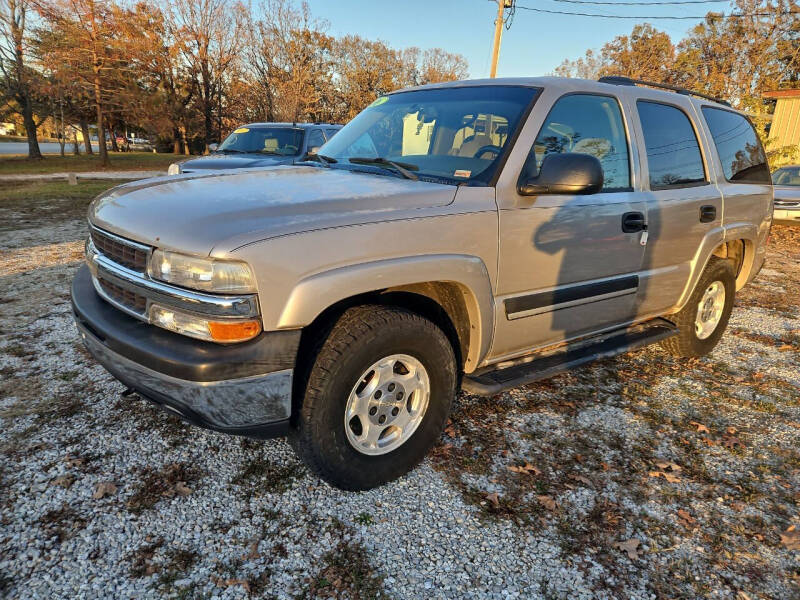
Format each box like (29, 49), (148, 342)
(462, 318), (678, 396)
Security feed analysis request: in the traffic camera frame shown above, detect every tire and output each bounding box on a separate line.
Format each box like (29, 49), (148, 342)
(660, 256), (736, 358)
(290, 305), (457, 491)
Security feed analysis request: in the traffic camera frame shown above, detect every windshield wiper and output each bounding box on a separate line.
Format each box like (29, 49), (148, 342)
(298, 152), (337, 166)
(219, 148), (245, 154)
(348, 156), (419, 181)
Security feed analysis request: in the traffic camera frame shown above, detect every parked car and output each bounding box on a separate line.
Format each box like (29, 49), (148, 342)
(125, 137), (155, 152)
(772, 165), (800, 225)
(72, 76), (772, 490)
(167, 123), (342, 174)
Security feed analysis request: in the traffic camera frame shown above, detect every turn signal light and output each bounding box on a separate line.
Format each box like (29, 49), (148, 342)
(208, 319), (262, 342)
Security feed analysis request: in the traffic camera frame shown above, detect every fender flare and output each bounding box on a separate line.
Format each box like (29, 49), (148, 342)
(674, 223), (757, 311)
(276, 254), (495, 371)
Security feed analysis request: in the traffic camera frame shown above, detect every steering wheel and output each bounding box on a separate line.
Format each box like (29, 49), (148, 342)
(473, 144), (503, 159)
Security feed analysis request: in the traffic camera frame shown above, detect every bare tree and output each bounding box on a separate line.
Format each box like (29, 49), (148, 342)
(0, 0), (42, 158)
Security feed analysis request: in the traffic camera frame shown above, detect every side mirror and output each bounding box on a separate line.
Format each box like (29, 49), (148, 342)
(518, 153), (603, 196)
(208, 143), (218, 152)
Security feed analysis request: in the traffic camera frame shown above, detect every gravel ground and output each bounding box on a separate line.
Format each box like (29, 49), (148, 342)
(1, 198), (798, 599)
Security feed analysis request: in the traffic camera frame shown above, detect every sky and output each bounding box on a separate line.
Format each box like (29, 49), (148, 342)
(306, 0), (719, 78)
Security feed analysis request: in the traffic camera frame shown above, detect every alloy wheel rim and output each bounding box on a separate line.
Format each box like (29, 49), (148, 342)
(344, 354), (430, 456)
(695, 281), (726, 340)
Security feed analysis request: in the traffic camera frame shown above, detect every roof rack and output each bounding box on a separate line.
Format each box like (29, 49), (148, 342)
(598, 76), (730, 107)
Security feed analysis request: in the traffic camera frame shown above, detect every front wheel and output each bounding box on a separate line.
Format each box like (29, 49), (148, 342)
(290, 305), (457, 490)
(660, 256), (736, 358)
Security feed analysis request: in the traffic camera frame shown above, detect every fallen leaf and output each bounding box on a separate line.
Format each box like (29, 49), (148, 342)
(93, 482), (117, 499)
(614, 538), (641, 560)
(778, 344), (793, 352)
(600, 462), (611, 471)
(690, 421), (710, 434)
(649, 471), (680, 484)
(444, 424), (456, 437)
(174, 482), (192, 496)
(52, 475), (75, 488)
(64, 455), (84, 468)
(569, 473), (592, 487)
(736, 591), (752, 600)
(485, 493), (500, 508)
(655, 461), (682, 472)
(508, 462), (540, 476)
(780, 525), (800, 551)
(723, 436), (742, 450)
(677, 509), (696, 527)
(537, 495), (556, 511)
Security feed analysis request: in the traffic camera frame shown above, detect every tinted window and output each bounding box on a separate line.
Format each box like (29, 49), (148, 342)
(325, 128), (339, 140)
(773, 166), (800, 186)
(637, 101), (705, 188)
(702, 107), (770, 183)
(306, 129), (325, 150)
(530, 94), (630, 190)
(218, 126), (303, 156)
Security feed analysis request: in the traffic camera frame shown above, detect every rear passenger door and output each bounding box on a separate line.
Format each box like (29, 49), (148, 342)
(630, 96), (723, 318)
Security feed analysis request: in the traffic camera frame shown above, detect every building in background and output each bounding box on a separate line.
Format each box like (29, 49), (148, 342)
(764, 90), (800, 152)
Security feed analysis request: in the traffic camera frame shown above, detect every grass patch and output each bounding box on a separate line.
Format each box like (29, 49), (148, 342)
(0, 179), (124, 204)
(126, 462), (202, 513)
(306, 524), (387, 600)
(231, 454), (304, 495)
(0, 152), (177, 175)
(39, 504), (87, 543)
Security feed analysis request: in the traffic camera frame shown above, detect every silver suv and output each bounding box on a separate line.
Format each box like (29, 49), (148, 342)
(71, 76), (773, 490)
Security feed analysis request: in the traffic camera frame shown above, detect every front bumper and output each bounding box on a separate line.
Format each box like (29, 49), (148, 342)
(773, 207), (800, 224)
(71, 264), (301, 439)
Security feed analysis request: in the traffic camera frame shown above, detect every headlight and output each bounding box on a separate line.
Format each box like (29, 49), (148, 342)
(150, 304), (261, 342)
(167, 163), (181, 175)
(148, 249), (256, 294)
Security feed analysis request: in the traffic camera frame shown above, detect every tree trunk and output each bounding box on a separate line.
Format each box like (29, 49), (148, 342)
(58, 102), (66, 157)
(80, 120), (93, 155)
(173, 127), (180, 154)
(108, 118), (119, 152)
(180, 125), (189, 156)
(72, 128), (81, 155)
(22, 98), (42, 160)
(93, 72), (109, 166)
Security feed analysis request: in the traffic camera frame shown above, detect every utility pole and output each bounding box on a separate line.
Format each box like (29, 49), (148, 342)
(490, 0), (514, 78)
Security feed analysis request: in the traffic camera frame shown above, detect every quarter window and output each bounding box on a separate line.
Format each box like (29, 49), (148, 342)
(529, 94), (631, 191)
(702, 107), (770, 183)
(637, 101), (706, 189)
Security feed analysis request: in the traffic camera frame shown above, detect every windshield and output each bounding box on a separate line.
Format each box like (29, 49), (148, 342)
(318, 86), (539, 184)
(772, 167), (800, 186)
(218, 126), (304, 155)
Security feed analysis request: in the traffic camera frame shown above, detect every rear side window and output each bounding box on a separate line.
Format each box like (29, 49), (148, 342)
(531, 94), (631, 191)
(325, 128), (339, 140)
(702, 107), (770, 183)
(637, 101), (706, 189)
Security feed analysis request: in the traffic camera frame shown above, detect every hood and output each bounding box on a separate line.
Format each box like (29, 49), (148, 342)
(179, 154), (290, 171)
(89, 166), (457, 256)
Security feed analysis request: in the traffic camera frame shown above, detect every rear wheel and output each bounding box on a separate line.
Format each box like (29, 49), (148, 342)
(290, 305), (456, 490)
(660, 257), (736, 358)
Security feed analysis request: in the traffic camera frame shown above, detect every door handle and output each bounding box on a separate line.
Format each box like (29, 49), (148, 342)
(621, 211), (647, 233)
(700, 205), (716, 223)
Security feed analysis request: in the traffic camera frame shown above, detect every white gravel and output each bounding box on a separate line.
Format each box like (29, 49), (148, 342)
(2, 214), (798, 599)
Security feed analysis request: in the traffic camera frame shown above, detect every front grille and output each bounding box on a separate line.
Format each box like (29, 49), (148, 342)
(91, 229), (148, 272)
(98, 277), (147, 314)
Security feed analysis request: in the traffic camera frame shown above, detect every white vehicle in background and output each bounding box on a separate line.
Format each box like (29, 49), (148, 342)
(772, 165), (800, 225)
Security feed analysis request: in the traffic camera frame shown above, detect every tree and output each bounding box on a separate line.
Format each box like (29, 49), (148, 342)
(167, 0), (245, 152)
(36, 0), (127, 166)
(0, 0), (43, 158)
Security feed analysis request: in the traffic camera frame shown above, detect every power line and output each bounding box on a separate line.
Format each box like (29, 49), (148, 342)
(554, 0), (727, 4)
(516, 4), (798, 18)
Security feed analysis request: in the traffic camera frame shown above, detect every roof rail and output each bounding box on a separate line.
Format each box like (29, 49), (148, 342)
(598, 75), (730, 107)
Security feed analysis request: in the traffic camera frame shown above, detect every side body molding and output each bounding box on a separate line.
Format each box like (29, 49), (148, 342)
(276, 254), (495, 372)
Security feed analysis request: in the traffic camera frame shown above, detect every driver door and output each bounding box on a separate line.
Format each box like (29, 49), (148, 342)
(491, 93), (647, 360)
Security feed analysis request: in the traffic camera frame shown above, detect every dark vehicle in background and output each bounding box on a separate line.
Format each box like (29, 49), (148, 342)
(168, 122), (342, 174)
(772, 165), (800, 225)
